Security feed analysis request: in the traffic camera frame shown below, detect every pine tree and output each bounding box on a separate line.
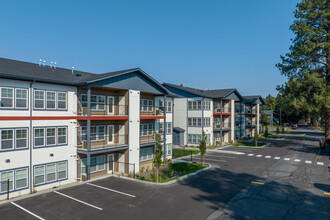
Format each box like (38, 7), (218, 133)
(276, 0), (330, 138)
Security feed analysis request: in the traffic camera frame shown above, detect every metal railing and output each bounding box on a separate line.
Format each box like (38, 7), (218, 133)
(140, 106), (165, 116)
(214, 122), (231, 129)
(140, 133), (164, 144)
(77, 134), (128, 150)
(78, 104), (128, 116)
(214, 107), (231, 113)
(1, 179), (12, 200)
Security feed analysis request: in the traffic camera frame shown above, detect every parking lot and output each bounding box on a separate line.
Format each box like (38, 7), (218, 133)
(1, 128), (330, 220)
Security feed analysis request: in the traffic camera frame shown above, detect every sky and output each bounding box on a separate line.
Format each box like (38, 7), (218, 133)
(0, 0), (298, 97)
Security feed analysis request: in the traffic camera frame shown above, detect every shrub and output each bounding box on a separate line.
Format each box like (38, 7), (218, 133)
(276, 126), (280, 134)
(150, 173), (156, 181)
(140, 166), (144, 173)
(229, 140), (233, 144)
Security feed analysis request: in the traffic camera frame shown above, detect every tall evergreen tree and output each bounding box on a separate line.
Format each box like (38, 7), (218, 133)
(276, 0), (330, 138)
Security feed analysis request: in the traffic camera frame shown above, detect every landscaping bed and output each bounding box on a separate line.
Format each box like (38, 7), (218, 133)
(136, 162), (208, 183)
(173, 149), (200, 159)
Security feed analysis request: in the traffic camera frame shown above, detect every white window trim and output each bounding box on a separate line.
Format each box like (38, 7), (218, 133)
(0, 129), (14, 151)
(34, 165), (45, 185)
(0, 170), (14, 192)
(46, 163), (57, 182)
(108, 96), (115, 114)
(34, 90), (45, 109)
(46, 128), (56, 146)
(15, 88), (28, 109)
(46, 91), (56, 110)
(140, 99), (154, 112)
(0, 87), (14, 109)
(15, 168), (28, 190)
(34, 128), (45, 147)
(15, 129), (28, 149)
(57, 161), (67, 180)
(57, 127), (67, 145)
(57, 92), (67, 110)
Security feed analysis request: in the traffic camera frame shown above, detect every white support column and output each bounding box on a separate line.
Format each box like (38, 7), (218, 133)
(257, 104), (260, 134)
(230, 100), (235, 141)
(128, 90), (140, 173)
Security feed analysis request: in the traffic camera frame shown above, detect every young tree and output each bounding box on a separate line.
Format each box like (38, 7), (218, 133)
(254, 127), (259, 146)
(265, 126), (269, 138)
(199, 132), (207, 166)
(276, 0), (330, 138)
(153, 131), (163, 183)
(276, 126), (280, 135)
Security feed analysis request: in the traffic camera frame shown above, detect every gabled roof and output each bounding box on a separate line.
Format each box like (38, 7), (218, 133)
(163, 83), (243, 100)
(243, 95), (265, 104)
(0, 58), (172, 95)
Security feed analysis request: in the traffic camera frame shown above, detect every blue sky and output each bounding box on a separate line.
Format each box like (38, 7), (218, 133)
(0, 0), (298, 97)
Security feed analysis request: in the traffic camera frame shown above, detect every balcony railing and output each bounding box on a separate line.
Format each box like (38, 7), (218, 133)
(245, 120), (257, 126)
(78, 105), (128, 116)
(213, 122), (231, 129)
(245, 109), (258, 114)
(214, 107), (231, 113)
(140, 106), (165, 116)
(140, 133), (164, 144)
(77, 134), (128, 151)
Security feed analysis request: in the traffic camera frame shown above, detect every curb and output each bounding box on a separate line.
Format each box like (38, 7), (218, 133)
(119, 163), (212, 185)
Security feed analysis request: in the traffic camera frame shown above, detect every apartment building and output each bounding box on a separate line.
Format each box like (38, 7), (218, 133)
(163, 83), (244, 146)
(0, 58), (172, 200)
(243, 96), (265, 137)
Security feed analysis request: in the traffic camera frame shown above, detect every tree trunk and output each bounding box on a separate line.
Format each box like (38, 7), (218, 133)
(201, 154), (203, 166)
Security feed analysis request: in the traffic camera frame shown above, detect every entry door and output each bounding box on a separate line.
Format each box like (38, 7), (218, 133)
(118, 124), (125, 145)
(108, 154), (114, 174)
(107, 125), (115, 144)
(108, 96), (115, 115)
(118, 153), (125, 173)
(118, 96), (126, 115)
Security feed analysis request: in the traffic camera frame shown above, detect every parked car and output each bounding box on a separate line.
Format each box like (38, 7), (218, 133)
(292, 124), (298, 129)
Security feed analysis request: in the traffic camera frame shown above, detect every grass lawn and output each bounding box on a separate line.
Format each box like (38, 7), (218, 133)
(172, 149), (200, 159)
(234, 142), (266, 147)
(270, 132), (305, 136)
(161, 162), (208, 183)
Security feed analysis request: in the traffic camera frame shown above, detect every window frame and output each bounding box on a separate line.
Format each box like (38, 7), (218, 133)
(46, 127), (56, 146)
(0, 129), (14, 150)
(140, 99), (154, 112)
(15, 128), (28, 149)
(0, 87), (14, 109)
(57, 92), (67, 110)
(34, 165), (45, 186)
(34, 90), (45, 109)
(15, 168), (28, 190)
(57, 127), (67, 145)
(15, 88), (28, 109)
(34, 128), (45, 147)
(46, 91), (56, 110)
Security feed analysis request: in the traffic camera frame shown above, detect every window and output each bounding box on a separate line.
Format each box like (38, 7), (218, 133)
(15, 89), (28, 109)
(166, 122), (172, 134)
(80, 126), (105, 142)
(166, 101), (172, 112)
(15, 168), (28, 189)
(46, 91), (56, 109)
(140, 123), (153, 136)
(34, 90), (45, 109)
(46, 128), (56, 146)
(46, 164), (56, 182)
(57, 92), (67, 110)
(0, 87), (14, 108)
(108, 96), (115, 114)
(140, 147), (153, 161)
(140, 99), (153, 112)
(1, 130), (14, 150)
(16, 129), (27, 149)
(204, 118), (211, 127)
(188, 134), (202, 144)
(97, 96), (105, 110)
(159, 100), (164, 107)
(34, 128), (45, 147)
(166, 144), (172, 156)
(34, 166), (45, 185)
(81, 159), (87, 174)
(97, 155), (105, 171)
(98, 126), (105, 141)
(204, 101), (211, 110)
(188, 101), (202, 110)
(57, 127), (67, 144)
(0, 171), (14, 193)
(86, 94), (105, 111)
(188, 118), (202, 127)
(58, 161), (67, 180)
(159, 122), (164, 133)
(90, 126), (97, 141)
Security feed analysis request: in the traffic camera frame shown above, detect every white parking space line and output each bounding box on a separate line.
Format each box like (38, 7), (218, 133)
(87, 183), (136, 198)
(284, 158), (290, 161)
(317, 162), (324, 166)
(294, 159), (301, 162)
(11, 202), (45, 220)
(54, 191), (103, 210)
(265, 156), (271, 159)
(305, 160), (312, 164)
(248, 154), (254, 156)
(256, 155), (263, 157)
(274, 157), (281, 160)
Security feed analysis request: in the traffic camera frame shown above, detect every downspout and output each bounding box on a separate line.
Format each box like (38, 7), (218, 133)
(29, 80), (35, 193)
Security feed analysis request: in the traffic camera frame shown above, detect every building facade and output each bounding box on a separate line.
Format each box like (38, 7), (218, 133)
(0, 58), (173, 200)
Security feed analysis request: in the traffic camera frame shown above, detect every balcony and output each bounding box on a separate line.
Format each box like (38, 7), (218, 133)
(245, 120), (257, 126)
(77, 134), (128, 151)
(140, 133), (164, 144)
(78, 105), (128, 116)
(140, 106), (165, 117)
(213, 122), (231, 130)
(214, 107), (231, 113)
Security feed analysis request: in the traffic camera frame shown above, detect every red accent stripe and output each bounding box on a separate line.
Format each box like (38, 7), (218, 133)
(140, 116), (166, 120)
(213, 113), (231, 116)
(0, 116), (129, 121)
